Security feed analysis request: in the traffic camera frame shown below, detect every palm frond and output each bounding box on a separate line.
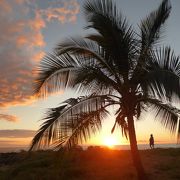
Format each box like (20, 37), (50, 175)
(143, 98), (180, 135)
(142, 71), (180, 100)
(111, 111), (128, 139)
(55, 37), (128, 90)
(53, 108), (108, 150)
(140, 0), (171, 50)
(141, 47), (180, 100)
(84, 0), (137, 76)
(55, 37), (116, 78)
(148, 47), (180, 75)
(34, 53), (80, 97)
(74, 64), (120, 94)
(29, 94), (111, 151)
(29, 104), (67, 151)
(84, 0), (117, 18)
(131, 0), (171, 87)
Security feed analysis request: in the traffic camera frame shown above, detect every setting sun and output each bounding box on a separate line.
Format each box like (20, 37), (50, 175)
(103, 136), (119, 147)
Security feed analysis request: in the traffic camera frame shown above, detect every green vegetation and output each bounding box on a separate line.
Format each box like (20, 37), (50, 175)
(0, 148), (180, 180)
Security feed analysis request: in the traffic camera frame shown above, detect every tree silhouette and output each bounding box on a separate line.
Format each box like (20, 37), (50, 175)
(30, 0), (180, 179)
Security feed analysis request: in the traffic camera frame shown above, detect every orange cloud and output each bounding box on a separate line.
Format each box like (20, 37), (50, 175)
(0, 0), (12, 14)
(0, 2), (44, 108)
(0, 129), (35, 138)
(39, 0), (79, 23)
(15, 0), (27, 5)
(15, 12), (46, 49)
(0, 0), (80, 108)
(16, 36), (28, 46)
(0, 129), (36, 149)
(0, 114), (20, 122)
(32, 51), (45, 62)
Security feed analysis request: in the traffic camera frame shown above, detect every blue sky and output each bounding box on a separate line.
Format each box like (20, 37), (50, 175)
(0, 0), (180, 148)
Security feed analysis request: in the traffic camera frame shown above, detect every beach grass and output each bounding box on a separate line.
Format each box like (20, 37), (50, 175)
(0, 147), (180, 180)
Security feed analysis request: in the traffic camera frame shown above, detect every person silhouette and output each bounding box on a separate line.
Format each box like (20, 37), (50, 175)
(149, 134), (154, 149)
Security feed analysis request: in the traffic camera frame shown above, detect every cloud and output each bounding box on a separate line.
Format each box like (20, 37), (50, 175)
(0, 114), (20, 122)
(39, 0), (80, 23)
(0, 1), (44, 107)
(0, 129), (36, 138)
(0, 129), (36, 148)
(0, 0), (12, 13)
(0, 0), (80, 108)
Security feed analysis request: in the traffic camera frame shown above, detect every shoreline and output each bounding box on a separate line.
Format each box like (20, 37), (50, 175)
(0, 143), (180, 153)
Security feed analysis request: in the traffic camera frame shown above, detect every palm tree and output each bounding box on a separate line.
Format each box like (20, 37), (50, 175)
(30, 0), (180, 179)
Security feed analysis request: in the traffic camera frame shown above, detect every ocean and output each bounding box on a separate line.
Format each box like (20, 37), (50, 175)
(0, 144), (180, 153)
(112, 143), (180, 150)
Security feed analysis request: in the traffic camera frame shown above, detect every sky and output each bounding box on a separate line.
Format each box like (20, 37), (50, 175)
(0, 0), (180, 149)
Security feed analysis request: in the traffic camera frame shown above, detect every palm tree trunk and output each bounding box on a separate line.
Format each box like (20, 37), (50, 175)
(127, 115), (147, 180)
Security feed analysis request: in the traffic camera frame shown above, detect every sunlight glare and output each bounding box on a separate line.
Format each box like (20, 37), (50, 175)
(103, 136), (119, 148)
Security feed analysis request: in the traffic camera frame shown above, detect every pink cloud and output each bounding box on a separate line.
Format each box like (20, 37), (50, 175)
(0, 129), (35, 138)
(0, 114), (20, 122)
(0, 0), (12, 14)
(0, 129), (36, 149)
(0, 0), (80, 108)
(40, 0), (79, 23)
(15, 0), (27, 5)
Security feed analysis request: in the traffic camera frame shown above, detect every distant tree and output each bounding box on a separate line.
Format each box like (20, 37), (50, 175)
(30, 0), (180, 179)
